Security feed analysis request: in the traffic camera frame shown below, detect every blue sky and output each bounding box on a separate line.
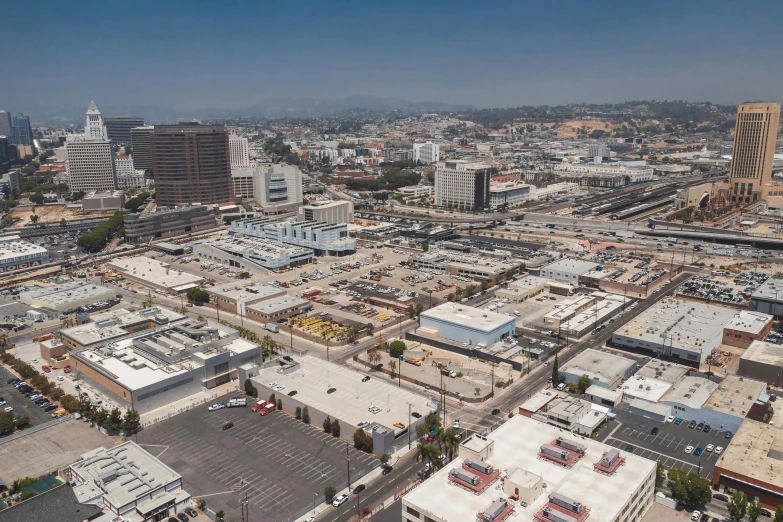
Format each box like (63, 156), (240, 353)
(3, 0), (783, 116)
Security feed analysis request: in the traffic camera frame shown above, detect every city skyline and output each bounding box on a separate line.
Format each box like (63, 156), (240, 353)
(3, 0), (783, 121)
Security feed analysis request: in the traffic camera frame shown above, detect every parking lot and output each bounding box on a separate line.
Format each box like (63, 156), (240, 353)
(597, 409), (730, 480)
(137, 399), (379, 522)
(0, 366), (58, 429)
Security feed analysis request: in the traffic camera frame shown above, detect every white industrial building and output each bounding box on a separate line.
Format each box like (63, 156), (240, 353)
(489, 181), (531, 208)
(20, 280), (116, 313)
(434, 160), (491, 209)
(540, 258), (600, 285)
(553, 163), (655, 184)
(0, 237), (51, 274)
(297, 200), (354, 224)
(750, 277), (783, 316)
(253, 164), (303, 214)
(229, 134), (250, 168)
(106, 256), (205, 293)
(402, 415), (656, 522)
(612, 298), (738, 363)
(70, 441), (191, 522)
(412, 141), (440, 164)
(559, 348), (637, 390)
(193, 235), (313, 271)
(60, 306), (187, 350)
(419, 302), (516, 347)
(397, 185), (434, 198)
(230, 218), (356, 256)
(69, 316), (262, 413)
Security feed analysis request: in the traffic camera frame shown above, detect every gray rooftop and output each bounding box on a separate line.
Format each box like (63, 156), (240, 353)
(635, 360), (690, 384)
(247, 295), (309, 314)
(751, 277), (783, 302)
(61, 306), (186, 346)
(420, 302), (516, 333)
(542, 258), (599, 275)
(211, 282), (286, 303)
(742, 340), (783, 367)
(661, 376), (718, 409)
(21, 281), (114, 307)
(561, 348), (635, 385)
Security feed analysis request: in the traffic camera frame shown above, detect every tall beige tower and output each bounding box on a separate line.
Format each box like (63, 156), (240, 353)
(728, 101), (780, 204)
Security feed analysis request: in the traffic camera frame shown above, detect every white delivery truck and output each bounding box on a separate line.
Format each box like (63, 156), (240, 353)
(227, 397), (247, 408)
(264, 323), (279, 333)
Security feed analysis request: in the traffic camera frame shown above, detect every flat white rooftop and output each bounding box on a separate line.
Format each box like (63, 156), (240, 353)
(542, 258), (599, 275)
(725, 310), (773, 335)
(561, 348), (635, 386)
(420, 302), (515, 333)
(61, 306), (186, 346)
(742, 340), (783, 366)
(247, 295), (309, 315)
(661, 376), (718, 409)
(403, 415), (655, 522)
(0, 239), (48, 262)
(705, 374), (766, 417)
(620, 375), (673, 403)
(21, 281), (114, 307)
(211, 282), (285, 303)
(108, 256), (205, 291)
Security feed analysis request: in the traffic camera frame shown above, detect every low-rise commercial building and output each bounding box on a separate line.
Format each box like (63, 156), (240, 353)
(230, 218), (356, 256)
(560, 348), (637, 390)
(61, 306), (186, 350)
(70, 441), (191, 521)
(540, 258), (599, 284)
(20, 280), (116, 313)
(297, 200), (354, 224)
(612, 298), (738, 363)
(520, 390), (608, 435)
(0, 237), (51, 274)
(82, 190), (125, 211)
(553, 163), (655, 185)
(740, 340), (783, 386)
(489, 181), (530, 208)
(560, 294), (628, 337)
(69, 317), (261, 413)
(723, 310), (774, 348)
(402, 415), (655, 522)
(712, 420), (783, 509)
(419, 302), (516, 347)
(107, 256), (205, 293)
(750, 277), (783, 316)
(193, 235), (313, 271)
(397, 185), (434, 198)
(494, 275), (548, 302)
(210, 282), (286, 314)
(543, 295), (595, 328)
(123, 204), (219, 243)
(246, 295), (310, 323)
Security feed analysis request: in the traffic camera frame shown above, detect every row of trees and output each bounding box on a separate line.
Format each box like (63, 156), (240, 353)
(124, 192), (151, 212)
(221, 321), (283, 359)
(77, 210), (125, 252)
(77, 395), (141, 434)
(322, 415), (341, 437)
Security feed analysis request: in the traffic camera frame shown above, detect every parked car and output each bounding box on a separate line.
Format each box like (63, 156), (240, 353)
(208, 403), (225, 411)
(332, 494), (349, 507)
(381, 465), (393, 475)
(176, 514), (189, 522)
(361, 376), (370, 382)
(694, 447), (702, 456)
(684, 446), (694, 454)
(712, 493), (729, 502)
(353, 484), (366, 494)
(705, 444), (714, 453)
(184, 508), (198, 518)
(690, 511), (701, 521)
(222, 422), (234, 430)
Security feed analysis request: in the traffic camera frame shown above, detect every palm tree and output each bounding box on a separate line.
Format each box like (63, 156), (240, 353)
(30, 214), (39, 227)
(60, 218), (67, 228)
(439, 428), (460, 461)
(141, 297), (154, 308)
(368, 349), (382, 367)
(416, 442), (442, 470)
(454, 287), (463, 301)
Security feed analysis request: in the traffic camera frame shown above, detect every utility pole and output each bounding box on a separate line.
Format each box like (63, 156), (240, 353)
(346, 445), (352, 490)
(440, 370), (446, 426)
(240, 492), (249, 522)
(398, 356), (402, 388)
(408, 403), (412, 449)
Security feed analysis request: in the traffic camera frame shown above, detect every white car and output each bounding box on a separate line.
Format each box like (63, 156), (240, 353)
(714, 446), (724, 455)
(208, 403), (226, 411)
(453, 420), (460, 429)
(705, 444), (714, 453)
(666, 416), (674, 423)
(57, 376), (64, 381)
(3, 407), (12, 413)
(684, 445), (694, 454)
(269, 382), (277, 388)
(332, 494), (349, 507)
(31, 359), (38, 364)
(275, 385), (285, 392)
(691, 511), (701, 521)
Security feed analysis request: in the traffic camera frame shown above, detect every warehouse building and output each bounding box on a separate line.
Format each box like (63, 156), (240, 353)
(619, 360), (689, 404)
(20, 280), (116, 313)
(245, 295), (310, 323)
(712, 420), (783, 509)
(70, 441), (191, 520)
(402, 415), (655, 522)
(539, 258), (599, 284)
(0, 237), (51, 274)
(494, 275), (548, 303)
(612, 298), (737, 363)
(60, 306), (186, 350)
(560, 348), (637, 390)
(740, 341), (783, 386)
(559, 294), (628, 337)
(193, 235), (313, 271)
(69, 317), (261, 413)
(106, 256), (205, 293)
(722, 310), (774, 348)
(210, 282), (286, 314)
(750, 277), (783, 316)
(418, 302), (516, 347)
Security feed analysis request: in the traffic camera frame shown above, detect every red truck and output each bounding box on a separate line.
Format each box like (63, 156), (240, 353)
(252, 400), (267, 412)
(260, 403), (276, 416)
(41, 365), (51, 373)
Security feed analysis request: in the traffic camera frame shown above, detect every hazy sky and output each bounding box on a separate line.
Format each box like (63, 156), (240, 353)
(3, 0), (783, 115)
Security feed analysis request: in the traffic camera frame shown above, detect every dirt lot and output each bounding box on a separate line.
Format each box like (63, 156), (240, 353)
(10, 205), (114, 227)
(550, 119), (623, 138)
(0, 419), (113, 483)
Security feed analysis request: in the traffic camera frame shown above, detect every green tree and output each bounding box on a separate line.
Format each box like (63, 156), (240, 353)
(551, 353), (559, 384)
(0, 410), (16, 435)
(13, 415), (29, 429)
(19, 491), (38, 501)
(295, 406), (302, 420)
(301, 406), (310, 424)
(388, 359), (397, 374)
(122, 409), (141, 434)
(655, 461), (665, 489)
(276, 398), (282, 411)
(577, 375), (591, 394)
(388, 340), (406, 358)
(368, 349), (382, 367)
(186, 287), (210, 303)
(60, 394), (80, 412)
(331, 419), (341, 437)
(244, 378), (257, 397)
(774, 505), (783, 522)
(667, 468), (712, 507)
(323, 416), (332, 433)
(196, 498), (206, 511)
(748, 501), (762, 522)
(107, 408), (124, 431)
(421, 242), (429, 252)
(215, 509), (225, 522)
(324, 485), (337, 501)
(268, 392), (276, 405)
(379, 454), (391, 465)
(727, 491), (748, 522)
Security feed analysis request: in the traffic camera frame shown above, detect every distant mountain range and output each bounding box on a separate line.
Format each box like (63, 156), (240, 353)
(24, 96), (475, 125)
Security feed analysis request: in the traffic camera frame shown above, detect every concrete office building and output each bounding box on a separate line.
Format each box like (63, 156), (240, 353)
(193, 235), (313, 271)
(66, 138), (116, 192)
(229, 134), (250, 167)
(553, 163), (655, 184)
(114, 154), (145, 190)
(397, 185), (434, 198)
(489, 181), (530, 208)
(210, 282), (286, 314)
(230, 218), (356, 255)
(123, 204), (219, 243)
(727, 102), (780, 204)
(560, 348), (637, 390)
(231, 165), (256, 200)
(10, 113), (33, 146)
(413, 141), (440, 164)
(130, 126), (154, 171)
(0, 237), (51, 274)
(540, 258), (599, 285)
(69, 318), (261, 413)
(403, 415), (655, 522)
(612, 298), (737, 363)
(84, 100), (108, 140)
(0, 137), (11, 174)
(588, 142), (611, 160)
(297, 200), (353, 224)
(740, 341), (783, 386)
(82, 190), (126, 211)
(104, 116), (144, 144)
(70, 441), (191, 522)
(0, 169), (20, 199)
(253, 164), (303, 214)
(419, 302), (516, 347)
(520, 391), (607, 435)
(20, 280), (116, 313)
(0, 110), (11, 138)
(434, 160), (491, 209)
(152, 123), (232, 207)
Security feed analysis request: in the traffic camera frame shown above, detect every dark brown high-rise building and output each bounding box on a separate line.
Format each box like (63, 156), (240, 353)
(151, 123), (232, 207)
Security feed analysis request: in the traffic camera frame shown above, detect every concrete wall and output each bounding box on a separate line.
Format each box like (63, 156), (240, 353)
(738, 359), (783, 387)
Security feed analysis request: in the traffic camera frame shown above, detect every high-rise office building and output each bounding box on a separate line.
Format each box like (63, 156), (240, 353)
(728, 102), (780, 204)
(130, 126), (154, 171)
(10, 114), (33, 146)
(434, 160), (491, 209)
(413, 141), (440, 164)
(151, 123), (232, 207)
(0, 137), (10, 173)
(253, 164), (303, 214)
(85, 101), (108, 140)
(229, 134), (250, 168)
(0, 111), (11, 138)
(104, 116), (145, 144)
(66, 139), (116, 193)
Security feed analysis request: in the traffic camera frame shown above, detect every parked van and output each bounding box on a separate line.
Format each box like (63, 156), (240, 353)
(227, 398), (247, 408)
(556, 383), (566, 392)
